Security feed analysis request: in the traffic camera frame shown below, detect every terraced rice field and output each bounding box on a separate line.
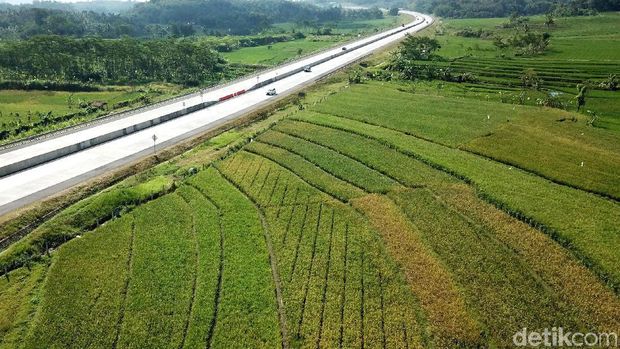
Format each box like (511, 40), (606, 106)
(423, 13), (620, 130)
(1, 13), (619, 349)
(422, 57), (619, 89)
(5, 75), (618, 347)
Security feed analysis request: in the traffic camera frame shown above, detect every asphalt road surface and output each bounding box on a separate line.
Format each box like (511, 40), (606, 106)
(0, 11), (433, 215)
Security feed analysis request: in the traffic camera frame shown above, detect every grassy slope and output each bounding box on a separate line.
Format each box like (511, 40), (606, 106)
(433, 12), (620, 130)
(0, 263), (47, 349)
(222, 38), (342, 66)
(224, 15), (410, 66)
(311, 82), (620, 199)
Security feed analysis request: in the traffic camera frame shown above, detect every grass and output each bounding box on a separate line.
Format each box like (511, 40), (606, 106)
(291, 111), (620, 292)
(0, 263), (47, 349)
(188, 167), (281, 348)
(23, 217), (133, 348)
(0, 175), (175, 274)
(217, 150), (425, 348)
(2, 13), (619, 347)
(309, 82), (620, 199)
(222, 37), (343, 66)
(0, 83), (184, 144)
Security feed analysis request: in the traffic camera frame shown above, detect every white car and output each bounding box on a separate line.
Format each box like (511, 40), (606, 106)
(266, 88), (277, 96)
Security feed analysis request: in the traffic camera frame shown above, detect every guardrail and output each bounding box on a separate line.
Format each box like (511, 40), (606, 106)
(0, 14), (418, 154)
(0, 14), (427, 178)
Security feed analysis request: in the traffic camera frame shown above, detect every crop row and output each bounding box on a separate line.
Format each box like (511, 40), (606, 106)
(309, 83), (620, 199)
(311, 85), (515, 146)
(256, 130), (398, 194)
(432, 183), (620, 332)
(188, 168), (282, 348)
(244, 141), (366, 202)
(351, 193), (483, 348)
(24, 215), (135, 348)
(418, 58), (619, 88)
(175, 185), (223, 349)
(219, 150), (328, 208)
(390, 188), (586, 346)
(19, 169), (282, 348)
(218, 152), (424, 348)
(266, 115), (620, 341)
(289, 111), (620, 293)
(0, 261), (48, 348)
(274, 118), (457, 187)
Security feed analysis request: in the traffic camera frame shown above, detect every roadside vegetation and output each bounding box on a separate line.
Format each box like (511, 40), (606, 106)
(1, 8), (619, 349)
(0, 1), (402, 144)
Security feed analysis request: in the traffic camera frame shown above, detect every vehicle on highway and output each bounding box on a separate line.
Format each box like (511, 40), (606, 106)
(304, 66), (312, 72)
(342, 47), (347, 51)
(266, 88), (277, 96)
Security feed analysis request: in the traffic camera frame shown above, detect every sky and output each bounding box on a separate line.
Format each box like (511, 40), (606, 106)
(0, 0), (145, 4)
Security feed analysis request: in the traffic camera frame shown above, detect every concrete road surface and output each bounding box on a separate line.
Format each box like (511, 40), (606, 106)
(0, 11), (433, 215)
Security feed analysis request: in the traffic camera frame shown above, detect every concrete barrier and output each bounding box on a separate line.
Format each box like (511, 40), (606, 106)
(0, 100), (218, 177)
(0, 17), (426, 178)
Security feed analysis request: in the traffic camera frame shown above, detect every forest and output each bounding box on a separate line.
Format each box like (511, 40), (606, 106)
(0, 0), (383, 38)
(413, 0), (620, 18)
(0, 36), (227, 86)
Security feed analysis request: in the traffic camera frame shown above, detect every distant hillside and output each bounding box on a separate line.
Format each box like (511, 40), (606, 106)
(413, 0), (620, 17)
(0, 0), (384, 38)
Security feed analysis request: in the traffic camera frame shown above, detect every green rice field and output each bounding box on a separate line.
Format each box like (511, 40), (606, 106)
(1, 11), (619, 349)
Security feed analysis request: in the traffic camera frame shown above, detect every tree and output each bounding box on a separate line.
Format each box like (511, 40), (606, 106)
(521, 68), (542, 89)
(348, 69), (363, 84)
(544, 12), (555, 27)
(575, 84), (587, 111)
(388, 7), (400, 16)
(599, 74), (618, 91)
(397, 35), (441, 61)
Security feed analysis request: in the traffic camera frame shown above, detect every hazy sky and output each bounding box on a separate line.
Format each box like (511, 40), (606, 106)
(0, 0), (146, 4)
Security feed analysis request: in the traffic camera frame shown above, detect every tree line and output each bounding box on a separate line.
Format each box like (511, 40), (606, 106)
(0, 0), (384, 39)
(413, 0), (619, 18)
(0, 36), (227, 86)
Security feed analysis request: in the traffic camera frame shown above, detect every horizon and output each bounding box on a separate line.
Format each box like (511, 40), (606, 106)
(0, 0), (145, 4)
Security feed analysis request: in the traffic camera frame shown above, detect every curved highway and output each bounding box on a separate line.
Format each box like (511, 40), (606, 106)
(0, 11), (433, 215)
